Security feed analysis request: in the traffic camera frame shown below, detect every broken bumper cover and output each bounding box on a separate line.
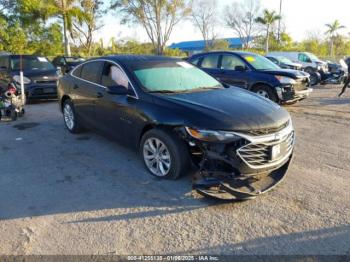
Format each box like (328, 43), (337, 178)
(185, 121), (295, 200)
(276, 86), (313, 103)
(193, 154), (293, 200)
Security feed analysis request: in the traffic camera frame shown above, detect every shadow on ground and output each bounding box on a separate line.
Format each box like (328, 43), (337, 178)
(174, 225), (350, 256)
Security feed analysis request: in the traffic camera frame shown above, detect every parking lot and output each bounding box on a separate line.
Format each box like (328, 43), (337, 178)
(0, 85), (349, 255)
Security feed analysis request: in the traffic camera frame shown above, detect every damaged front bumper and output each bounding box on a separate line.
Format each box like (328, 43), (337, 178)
(182, 121), (295, 200)
(276, 86), (313, 104)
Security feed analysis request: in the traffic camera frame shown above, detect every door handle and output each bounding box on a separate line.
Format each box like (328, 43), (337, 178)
(96, 92), (103, 98)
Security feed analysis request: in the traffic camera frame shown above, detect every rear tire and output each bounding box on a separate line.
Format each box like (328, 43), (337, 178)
(140, 128), (190, 180)
(252, 85), (278, 103)
(63, 99), (84, 134)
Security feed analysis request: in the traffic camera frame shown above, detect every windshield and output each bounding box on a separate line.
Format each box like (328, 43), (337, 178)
(11, 56), (55, 71)
(306, 53), (319, 61)
(133, 61), (222, 93)
(241, 54), (280, 70)
(277, 56), (294, 64)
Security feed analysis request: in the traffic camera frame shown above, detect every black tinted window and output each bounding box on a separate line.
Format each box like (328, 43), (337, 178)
(80, 61), (104, 83)
(72, 65), (83, 77)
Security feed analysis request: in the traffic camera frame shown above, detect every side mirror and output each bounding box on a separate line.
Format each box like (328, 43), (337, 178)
(106, 85), (128, 95)
(235, 65), (247, 72)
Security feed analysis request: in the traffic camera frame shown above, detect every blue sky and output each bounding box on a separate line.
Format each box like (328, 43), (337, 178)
(97, 0), (349, 45)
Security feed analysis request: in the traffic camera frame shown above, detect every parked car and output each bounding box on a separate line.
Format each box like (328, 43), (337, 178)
(0, 54), (59, 100)
(323, 60), (348, 85)
(188, 51), (312, 104)
(58, 55), (295, 200)
(267, 51), (328, 85)
(265, 55), (303, 71)
(52, 56), (85, 74)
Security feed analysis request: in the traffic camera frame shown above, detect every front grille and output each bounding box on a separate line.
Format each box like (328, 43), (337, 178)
(34, 80), (57, 85)
(237, 131), (294, 169)
(246, 121), (289, 136)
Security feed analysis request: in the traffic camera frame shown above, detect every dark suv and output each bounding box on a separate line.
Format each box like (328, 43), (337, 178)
(188, 51), (313, 104)
(0, 54), (59, 100)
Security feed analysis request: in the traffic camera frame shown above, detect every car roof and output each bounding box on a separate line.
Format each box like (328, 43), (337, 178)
(99, 55), (180, 64)
(190, 50), (257, 58)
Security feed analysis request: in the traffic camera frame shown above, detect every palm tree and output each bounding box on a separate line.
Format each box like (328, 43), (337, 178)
(325, 20), (346, 57)
(255, 9), (281, 53)
(22, 0), (86, 56)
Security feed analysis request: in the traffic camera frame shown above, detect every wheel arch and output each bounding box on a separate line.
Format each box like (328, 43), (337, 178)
(250, 82), (280, 102)
(60, 95), (71, 112)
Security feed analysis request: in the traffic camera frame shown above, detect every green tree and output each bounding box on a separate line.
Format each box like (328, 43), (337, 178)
(207, 39), (230, 51)
(255, 9), (281, 53)
(72, 0), (103, 56)
(111, 0), (192, 55)
(325, 20), (346, 57)
(20, 0), (86, 56)
(0, 17), (27, 53)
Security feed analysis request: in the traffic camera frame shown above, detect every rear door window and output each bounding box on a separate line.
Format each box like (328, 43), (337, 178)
(80, 61), (104, 84)
(200, 54), (220, 69)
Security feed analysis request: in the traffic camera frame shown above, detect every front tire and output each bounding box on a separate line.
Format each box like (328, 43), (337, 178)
(63, 99), (84, 134)
(252, 85), (278, 103)
(140, 128), (190, 180)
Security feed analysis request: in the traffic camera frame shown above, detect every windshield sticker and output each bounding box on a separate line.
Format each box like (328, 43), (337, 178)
(245, 56), (255, 62)
(37, 57), (48, 62)
(177, 62), (194, 68)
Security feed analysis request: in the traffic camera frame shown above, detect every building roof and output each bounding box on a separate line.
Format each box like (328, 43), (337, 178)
(169, 38), (252, 51)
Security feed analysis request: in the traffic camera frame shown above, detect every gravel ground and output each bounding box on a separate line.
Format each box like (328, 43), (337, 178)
(0, 85), (349, 256)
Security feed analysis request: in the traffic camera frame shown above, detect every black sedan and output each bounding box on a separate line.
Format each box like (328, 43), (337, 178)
(58, 55), (295, 200)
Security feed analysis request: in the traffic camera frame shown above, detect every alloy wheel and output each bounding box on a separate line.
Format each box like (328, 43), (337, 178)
(143, 138), (171, 177)
(63, 103), (74, 130)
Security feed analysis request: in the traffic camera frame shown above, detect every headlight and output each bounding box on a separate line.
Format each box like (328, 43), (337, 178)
(185, 127), (242, 142)
(13, 75), (31, 85)
(275, 75), (296, 85)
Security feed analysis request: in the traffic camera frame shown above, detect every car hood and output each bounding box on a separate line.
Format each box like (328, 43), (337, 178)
(283, 62), (303, 68)
(153, 87), (291, 132)
(259, 69), (307, 79)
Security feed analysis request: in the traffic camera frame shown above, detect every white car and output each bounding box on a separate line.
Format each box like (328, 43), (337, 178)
(267, 52), (328, 74)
